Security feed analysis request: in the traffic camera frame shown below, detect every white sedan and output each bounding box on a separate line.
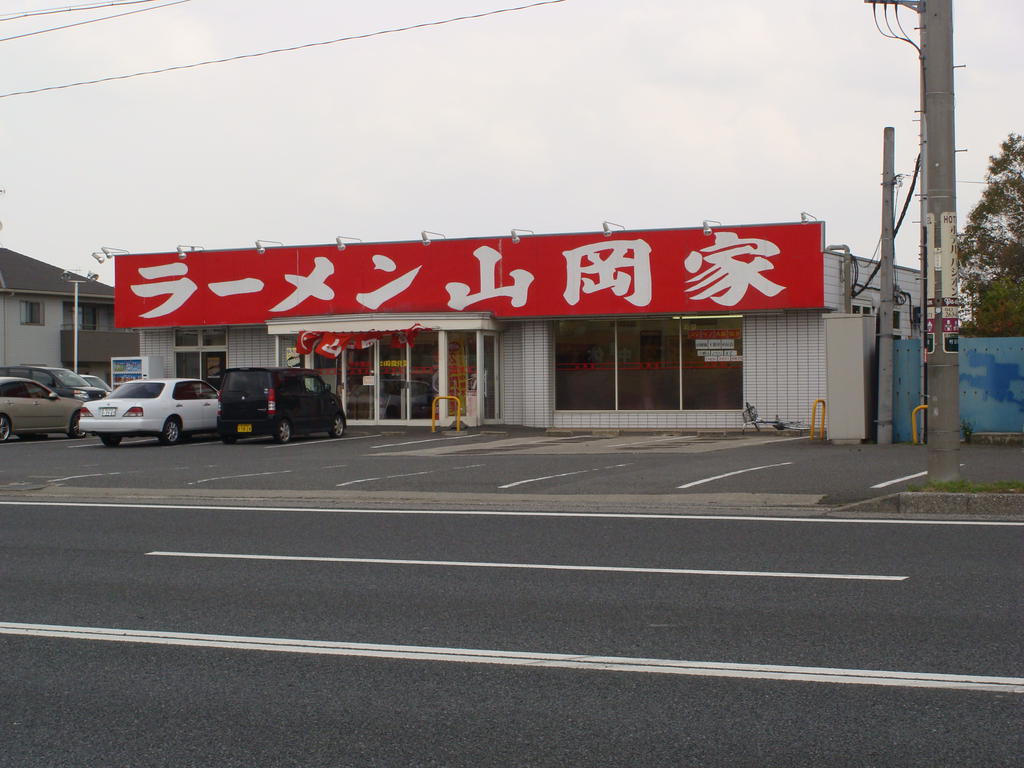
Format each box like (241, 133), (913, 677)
(80, 378), (219, 446)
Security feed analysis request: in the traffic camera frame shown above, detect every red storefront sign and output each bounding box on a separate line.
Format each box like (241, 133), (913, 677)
(114, 223), (825, 328)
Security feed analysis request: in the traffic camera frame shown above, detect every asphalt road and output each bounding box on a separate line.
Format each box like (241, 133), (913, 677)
(1, 498), (1022, 767)
(0, 427), (1022, 508)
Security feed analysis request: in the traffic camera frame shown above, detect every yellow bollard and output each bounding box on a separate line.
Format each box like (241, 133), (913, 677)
(810, 399), (826, 440)
(431, 396), (462, 433)
(911, 404), (928, 445)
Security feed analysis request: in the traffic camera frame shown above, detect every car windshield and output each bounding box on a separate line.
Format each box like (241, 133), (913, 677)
(112, 381), (165, 398)
(51, 369), (91, 387)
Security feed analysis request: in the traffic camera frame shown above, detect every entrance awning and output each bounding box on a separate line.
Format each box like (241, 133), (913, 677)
(265, 312), (505, 336)
(295, 325), (429, 358)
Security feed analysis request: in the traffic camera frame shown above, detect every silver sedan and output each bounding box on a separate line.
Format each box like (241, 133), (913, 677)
(79, 378), (219, 446)
(0, 377), (84, 441)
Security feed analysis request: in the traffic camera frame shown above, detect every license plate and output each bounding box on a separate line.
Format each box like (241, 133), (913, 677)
(100, 408), (116, 417)
(236, 424), (253, 433)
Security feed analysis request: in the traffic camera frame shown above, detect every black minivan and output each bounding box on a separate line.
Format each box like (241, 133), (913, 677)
(216, 367), (346, 444)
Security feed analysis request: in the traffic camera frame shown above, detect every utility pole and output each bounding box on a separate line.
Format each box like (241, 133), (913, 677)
(866, 0), (959, 479)
(921, 0), (960, 481)
(877, 127), (896, 445)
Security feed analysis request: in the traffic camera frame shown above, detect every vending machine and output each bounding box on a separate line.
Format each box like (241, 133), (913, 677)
(110, 356), (163, 387)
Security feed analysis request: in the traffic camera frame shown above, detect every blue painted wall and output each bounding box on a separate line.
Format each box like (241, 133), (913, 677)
(959, 337), (1024, 434)
(891, 337), (1024, 440)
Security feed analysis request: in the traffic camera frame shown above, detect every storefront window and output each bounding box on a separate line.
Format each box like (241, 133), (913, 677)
(555, 317), (742, 411)
(681, 318), (743, 410)
(617, 318), (680, 410)
(555, 320), (615, 410)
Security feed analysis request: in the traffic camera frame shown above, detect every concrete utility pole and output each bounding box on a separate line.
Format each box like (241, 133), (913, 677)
(877, 127), (896, 445)
(867, 0), (960, 479)
(920, 0), (960, 481)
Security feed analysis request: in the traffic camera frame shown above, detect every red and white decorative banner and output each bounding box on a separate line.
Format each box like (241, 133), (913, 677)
(115, 223), (825, 328)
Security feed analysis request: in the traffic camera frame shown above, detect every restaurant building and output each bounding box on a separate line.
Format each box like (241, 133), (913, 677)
(117, 221), (919, 429)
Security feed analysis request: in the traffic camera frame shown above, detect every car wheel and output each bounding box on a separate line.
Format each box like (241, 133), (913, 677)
(272, 418), (292, 444)
(99, 434), (123, 447)
(0, 414), (13, 442)
(220, 435), (238, 444)
(328, 412), (346, 438)
(67, 410), (84, 439)
(158, 417), (182, 445)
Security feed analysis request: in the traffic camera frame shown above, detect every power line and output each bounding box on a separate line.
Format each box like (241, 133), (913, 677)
(0, 0), (167, 22)
(0, 0), (189, 44)
(0, 0), (569, 100)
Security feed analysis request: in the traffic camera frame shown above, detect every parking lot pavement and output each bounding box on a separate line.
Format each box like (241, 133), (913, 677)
(0, 427), (1020, 511)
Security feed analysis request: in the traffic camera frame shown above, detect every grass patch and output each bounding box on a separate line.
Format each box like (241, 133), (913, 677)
(908, 480), (1024, 494)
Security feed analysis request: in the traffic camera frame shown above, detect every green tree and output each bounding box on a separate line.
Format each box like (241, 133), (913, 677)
(957, 133), (1024, 336)
(960, 277), (1024, 336)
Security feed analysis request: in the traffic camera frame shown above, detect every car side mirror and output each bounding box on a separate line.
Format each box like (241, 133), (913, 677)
(48, 392), (59, 400)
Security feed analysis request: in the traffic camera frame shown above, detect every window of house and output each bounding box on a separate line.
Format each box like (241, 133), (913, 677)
(20, 301), (43, 325)
(554, 316), (742, 411)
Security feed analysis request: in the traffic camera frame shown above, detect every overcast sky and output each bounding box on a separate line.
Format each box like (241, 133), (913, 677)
(1, 0), (1020, 284)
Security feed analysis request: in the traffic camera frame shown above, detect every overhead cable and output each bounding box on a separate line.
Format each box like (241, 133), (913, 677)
(0, 0), (189, 44)
(0, 0), (569, 100)
(0, 0), (167, 22)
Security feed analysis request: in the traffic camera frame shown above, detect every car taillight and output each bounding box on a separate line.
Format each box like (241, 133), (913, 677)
(124, 406), (144, 417)
(79, 406), (94, 418)
(267, 387), (276, 414)
(217, 391), (222, 417)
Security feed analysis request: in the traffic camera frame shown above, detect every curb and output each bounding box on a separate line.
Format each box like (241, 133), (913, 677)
(838, 492), (1024, 518)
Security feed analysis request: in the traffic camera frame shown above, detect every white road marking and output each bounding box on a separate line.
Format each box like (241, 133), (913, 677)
(67, 438), (151, 449)
(147, 551), (906, 581)
(372, 434), (483, 449)
(187, 470), (292, 486)
(499, 463), (632, 489)
(336, 471), (431, 487)
(678, 462), (794, 489)
(2, 501), (1022, 526)
(606, 435), (699, 448)
(872, 471), (929, 489)
(265, 433), (384, 449)
(335, 464), (485, 487)
(1, 622), (1019, 693)
(47, 472), (121, 483)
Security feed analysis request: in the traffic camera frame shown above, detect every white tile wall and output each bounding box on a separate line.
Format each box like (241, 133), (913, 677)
(138, 329), (175, 375)
(228, 326), (277, 367)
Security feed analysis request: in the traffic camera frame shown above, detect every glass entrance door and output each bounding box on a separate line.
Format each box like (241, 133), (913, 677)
(343, 346), (374, 420)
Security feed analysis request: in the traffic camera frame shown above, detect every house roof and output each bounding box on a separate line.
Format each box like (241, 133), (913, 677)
(0, 248), (114, 298)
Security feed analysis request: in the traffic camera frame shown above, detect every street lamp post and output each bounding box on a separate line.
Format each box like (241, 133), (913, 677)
(60, 270), (100, 373)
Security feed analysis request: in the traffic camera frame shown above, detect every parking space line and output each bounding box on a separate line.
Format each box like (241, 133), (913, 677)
(266, 434), (384, 449)
(872, 471), (928, 489)
(187, 470), (292, 486)
(147, 551), (907, 581)
(333, 464), (485, 488)
(606, 435), (699, 448)
(678, 462), (794, 489)
(499, 463), (632, 489)
(372, 434), (483, 449)
(336, 471), (431, 487)
(3, 622), (1018, 692)
(47, 472), (121, 483)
